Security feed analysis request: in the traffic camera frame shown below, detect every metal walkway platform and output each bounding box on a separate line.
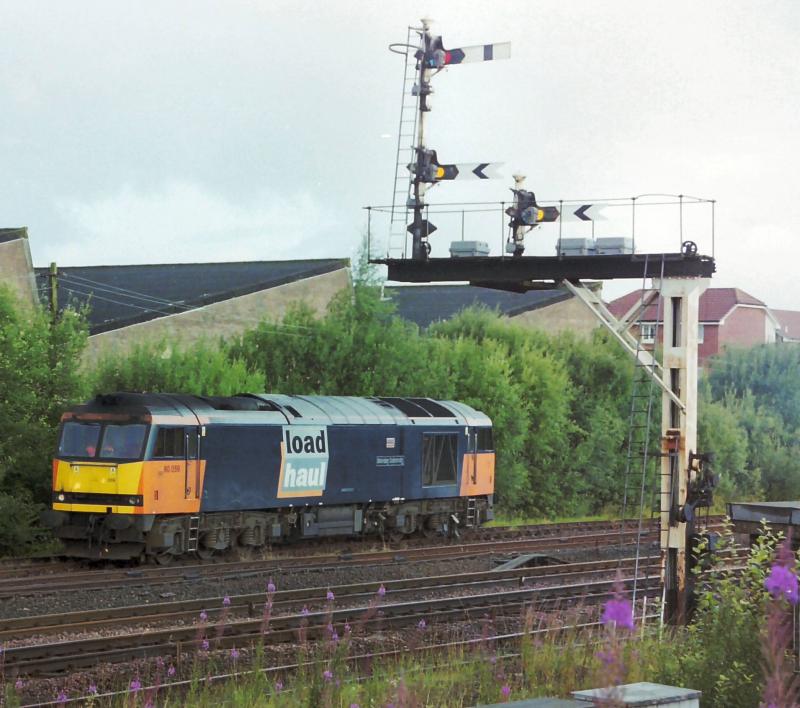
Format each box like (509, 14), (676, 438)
(378, 252), (715, 289)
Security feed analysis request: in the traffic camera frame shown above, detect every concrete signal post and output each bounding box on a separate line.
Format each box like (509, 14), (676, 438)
(658, 278), (709, 624)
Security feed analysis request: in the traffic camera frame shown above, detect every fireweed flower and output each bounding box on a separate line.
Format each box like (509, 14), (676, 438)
(201, 639), (210, 651)
(275, 680), (284, 693)
(222, 595), (231, 607)
(56, 691), (68, 705)
(377, 583), (386, 597)
(301, 605), (310, 616)
(765, 564), (799, 604)
(199, 610), (208, 622)
(267, 579), (276, 594)
(323, 669), (333, 682)
(167, 665), (176, 678)
(130, 678), (142, 692)
(230, 647), (240, 660)
(326, 589), (335, 602)
(331, 631), (339, 643)
(501, 684), (511, 699)
(601, 597), (634, 631)
(14, 678), (23, 690)
(417, 618), (427, 630)
(88, 683), (98, 695)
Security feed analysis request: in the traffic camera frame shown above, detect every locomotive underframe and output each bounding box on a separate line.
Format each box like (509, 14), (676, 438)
(47, 495), (492, 561)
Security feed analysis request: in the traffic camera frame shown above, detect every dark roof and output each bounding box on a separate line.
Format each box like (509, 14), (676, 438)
(0, 227), (28, 245)
(608, 287), (766, 324)
(35, 259), (349, 334)
(385, 284), (572, 328)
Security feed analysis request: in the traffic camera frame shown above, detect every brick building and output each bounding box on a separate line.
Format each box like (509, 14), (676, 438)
(608, 287), (786, 364)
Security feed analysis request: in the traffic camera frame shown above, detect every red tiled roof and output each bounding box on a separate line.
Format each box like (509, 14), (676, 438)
(607, 287), (766, 323)
(772, 309), (800, 340)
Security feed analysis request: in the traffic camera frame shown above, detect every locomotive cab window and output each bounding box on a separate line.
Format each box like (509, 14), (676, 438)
(422, 433), (457, 486)
(58, 421), (101, 458)
(477, 427), (494, 451)
(98, 424), (147, 459)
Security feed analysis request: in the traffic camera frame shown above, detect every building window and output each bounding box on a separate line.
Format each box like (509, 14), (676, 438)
(698, 324), (705, 344)
(640, 323), (656, 344)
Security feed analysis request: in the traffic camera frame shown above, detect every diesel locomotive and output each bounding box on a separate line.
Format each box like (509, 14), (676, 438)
(43, 392), (495, 562)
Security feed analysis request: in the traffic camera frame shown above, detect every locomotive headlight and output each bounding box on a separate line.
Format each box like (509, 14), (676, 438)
(57, 493), (65, 502)
(129, 497), (139, 506)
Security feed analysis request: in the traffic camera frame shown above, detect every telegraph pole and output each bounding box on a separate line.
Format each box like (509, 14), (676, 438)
(48, 262), (58, 321)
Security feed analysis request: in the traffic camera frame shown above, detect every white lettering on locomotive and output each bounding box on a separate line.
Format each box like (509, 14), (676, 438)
(277, 426), (329, 498)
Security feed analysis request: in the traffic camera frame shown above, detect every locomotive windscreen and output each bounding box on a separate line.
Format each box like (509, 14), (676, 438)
(58, 421), (147, 459)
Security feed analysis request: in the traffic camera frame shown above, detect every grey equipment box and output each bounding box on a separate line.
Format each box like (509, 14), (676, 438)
(450, 240), (490, 257)
(573, 682), (700, 707)
(557, 238), (596, 256)
(596, 236), (634, 255)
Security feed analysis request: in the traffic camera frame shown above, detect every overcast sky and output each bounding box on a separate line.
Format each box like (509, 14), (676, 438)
(2, 1), (799, 307)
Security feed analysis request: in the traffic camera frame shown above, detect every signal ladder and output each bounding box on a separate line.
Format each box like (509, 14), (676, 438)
(619, 255), (667, 606)
(387, 26), (421, 258)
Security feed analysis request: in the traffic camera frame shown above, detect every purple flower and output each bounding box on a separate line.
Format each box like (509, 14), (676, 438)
(15, 678), (24, 690)
(130, 678), (142, 692)
(88, 683), (98, 695)
(377, 583), (386, 597)
(201, 639), (209, 651)
(156, 656), (165, 669)
(275, 680), (284, 693)
(501, 684), (511, 699)
(344, 621), (352, 634)
(765, 564), (799, 605)
(417, 618), (427, 630)
(331, 631), (339, 643)
(167, 665), (176, 677)
(267, 579), (276, 594)
(222, 595), (231, 607)
(601, 597), (634, 630)
(350, 704), (360, 708)
(199, 610), (208, 622)
(301, 605), (310, 616)
(230, 646), (240, 660)
(326, 589), (335, 602)
(323, 669), (333, 682)
(56, 691), (68, 705)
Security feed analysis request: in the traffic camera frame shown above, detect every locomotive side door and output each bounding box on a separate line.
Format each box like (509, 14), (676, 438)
(184, 427), (200, 499)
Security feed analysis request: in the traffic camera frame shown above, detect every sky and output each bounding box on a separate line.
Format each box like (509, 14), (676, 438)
(2, 1), (799, 307)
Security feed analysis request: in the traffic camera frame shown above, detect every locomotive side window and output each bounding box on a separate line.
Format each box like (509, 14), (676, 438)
(477, 428), (494, 451)
(58, 421), (101, 457)
(154, 428), (185, 458)
(422, 433), (458, 486)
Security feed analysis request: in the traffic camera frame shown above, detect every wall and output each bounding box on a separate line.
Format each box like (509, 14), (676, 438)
(0, 232), (38, 309)
(509, 296), (600, 338)
(718, 306), (771, 349)
(698, 324), (720, 364)
(85, 267), (350, 363)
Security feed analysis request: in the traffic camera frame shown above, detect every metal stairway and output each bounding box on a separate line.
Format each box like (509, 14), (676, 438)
(187, 515), (200, 553)
(387, 26), (422, 258)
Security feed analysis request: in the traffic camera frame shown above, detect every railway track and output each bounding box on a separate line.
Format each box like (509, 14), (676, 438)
(0, 525), (665, 598)
(4, 567), (662, 675)
(0, 556), (659, 644)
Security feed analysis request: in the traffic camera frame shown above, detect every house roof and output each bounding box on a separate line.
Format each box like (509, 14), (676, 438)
(0, 227), (28, 245)
(772, 309), (800, 341)
(607, 287), (766, 324)
(384, 284), (572, 329)
(36, 259), (349, 335)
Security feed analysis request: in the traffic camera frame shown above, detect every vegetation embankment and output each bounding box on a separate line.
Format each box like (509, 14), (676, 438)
(1, 280), (799, 554)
